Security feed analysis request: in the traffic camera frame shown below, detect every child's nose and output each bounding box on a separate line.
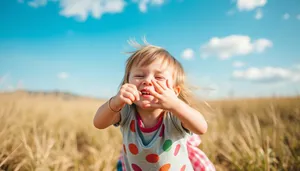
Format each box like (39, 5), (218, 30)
(142, 76), (153, 86)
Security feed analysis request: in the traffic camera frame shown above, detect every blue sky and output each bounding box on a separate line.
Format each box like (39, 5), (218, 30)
(0, 0), (300, 100)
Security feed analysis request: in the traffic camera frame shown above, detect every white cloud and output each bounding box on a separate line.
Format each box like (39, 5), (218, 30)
(181, 48), (194, 60)
(296, 14), (300, 20)
(59, 0), (126, 21)
(200, 35), (272, 59)
(233, 66), (300, 83)
(24, 0), (167, 21)
(57, 72), (69, 79)
(152, 0), (164, 4)
(28, 0), (48, 8)
(283, 13), (290, 20)
(237, 0), (267, 11)
(233, 61), (246, 68)
(252, 39), (272, 53)
(294, 64), (300, 70)
(255, 9), (263, 20)
(18, 0), (24, 3)
(134, 0), (166, 13)
(24, 0), (126, 21)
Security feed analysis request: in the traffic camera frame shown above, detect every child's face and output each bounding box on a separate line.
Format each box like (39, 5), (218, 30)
(128, 58), (177, 108)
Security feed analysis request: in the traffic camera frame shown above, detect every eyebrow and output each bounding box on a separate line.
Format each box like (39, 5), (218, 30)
(133, 68), (166, 74)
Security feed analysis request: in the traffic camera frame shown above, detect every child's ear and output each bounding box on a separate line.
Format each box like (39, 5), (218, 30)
(174, 86), (181, 96)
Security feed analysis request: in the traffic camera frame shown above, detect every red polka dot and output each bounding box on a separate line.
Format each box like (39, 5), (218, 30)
(130, 120), (135, 132)
(180, 165), (186, 171)
(123, 144), (126, 154)
(159, 124), (165, 137)
(159, 163), (171, 171)
(128, 143), (139, 155)
(174, 144), (180, 156)
(146, 154), (159, 163)
(131, 163), (142, 171)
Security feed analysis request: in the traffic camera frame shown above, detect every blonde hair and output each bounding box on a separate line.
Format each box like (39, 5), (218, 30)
(120, 39), (198, 108)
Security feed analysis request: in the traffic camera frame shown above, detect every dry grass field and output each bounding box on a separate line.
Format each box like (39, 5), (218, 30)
(0, 91), (299, 171)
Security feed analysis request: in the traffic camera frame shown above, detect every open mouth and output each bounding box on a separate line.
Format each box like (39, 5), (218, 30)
(141, 90), (151, 96)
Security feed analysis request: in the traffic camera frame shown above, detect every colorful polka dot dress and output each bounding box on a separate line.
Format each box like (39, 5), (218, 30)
(114, 104), (194, 171)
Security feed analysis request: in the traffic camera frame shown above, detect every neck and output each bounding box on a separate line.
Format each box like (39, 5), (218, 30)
(135, 106), (164, 128)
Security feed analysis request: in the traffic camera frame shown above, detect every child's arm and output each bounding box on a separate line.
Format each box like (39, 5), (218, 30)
(93, 84), (140, 129)
(93, 97), (122, 129)
(169, 100), (208, 135)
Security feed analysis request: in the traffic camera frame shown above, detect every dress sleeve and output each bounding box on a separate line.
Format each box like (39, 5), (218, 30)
(169, 112), (192, 135)
(113, 104), (132, 127)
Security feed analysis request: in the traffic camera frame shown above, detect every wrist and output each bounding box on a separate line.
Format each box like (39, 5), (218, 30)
(169, 98), (183, 113)
(109, 96), (122, 112)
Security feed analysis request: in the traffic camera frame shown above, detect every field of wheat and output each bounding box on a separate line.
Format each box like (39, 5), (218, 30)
(0, 91), (299, 171)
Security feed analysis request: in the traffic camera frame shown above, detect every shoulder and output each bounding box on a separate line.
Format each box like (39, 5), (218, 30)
(164, 112), (192, 135)
(114, 104), (136, 127)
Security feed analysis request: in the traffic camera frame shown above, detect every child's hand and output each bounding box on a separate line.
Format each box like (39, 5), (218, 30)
(145, 79), (180, 110)
(113, 83), (141, 109)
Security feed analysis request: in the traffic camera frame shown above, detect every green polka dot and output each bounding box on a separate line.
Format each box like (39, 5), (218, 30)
(162, 139), (172, 151)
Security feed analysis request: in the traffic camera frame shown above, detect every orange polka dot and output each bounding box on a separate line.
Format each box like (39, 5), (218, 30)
(174, 144), (180, 156)
(130, 120), (135, 132)
(131, 163), (142, 171)
(123, 144), (126, 154)
(146, 153), (159, 163)
(128, 143), (139, 155)
(180, 165), (186, 171)
(159, 163), (171, 171)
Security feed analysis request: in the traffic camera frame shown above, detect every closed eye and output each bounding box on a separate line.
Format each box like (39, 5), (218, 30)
(155, 76), (165, 80)
(135, 75), (144, 78)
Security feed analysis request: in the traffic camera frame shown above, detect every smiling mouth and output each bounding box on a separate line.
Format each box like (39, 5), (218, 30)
(141, 90), (151, 95)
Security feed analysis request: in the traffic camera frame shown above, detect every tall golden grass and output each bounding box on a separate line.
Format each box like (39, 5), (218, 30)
(0, 91), (299, 171)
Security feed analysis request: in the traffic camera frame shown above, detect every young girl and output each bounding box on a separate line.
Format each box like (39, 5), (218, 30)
(93, 41), (215, 171)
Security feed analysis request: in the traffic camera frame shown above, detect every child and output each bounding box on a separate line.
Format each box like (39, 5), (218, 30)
(93, 40), (215, 171)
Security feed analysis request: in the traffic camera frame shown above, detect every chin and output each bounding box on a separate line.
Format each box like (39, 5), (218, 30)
(135, 100), (156, 109)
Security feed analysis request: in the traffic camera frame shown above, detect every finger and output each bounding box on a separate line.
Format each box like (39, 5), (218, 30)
(134, 90), (140, 101)
(156, 80), (168, 90)
(123, 92), (135, 102)
(125, 84), (137, 92)
(130, 85), (140, 101)
(120, 95), (133, 105)
(136, 91), (141, 101)
(148, 88), (161, 99)
(166, 79), (172, 89)
(151, 80), (164, 93)
(126, 86), (140, 101)
(166, 79), (175, 92)
(128, 84), (138, 90)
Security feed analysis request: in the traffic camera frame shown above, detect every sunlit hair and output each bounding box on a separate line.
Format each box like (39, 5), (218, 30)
(119, 38), (196, 107)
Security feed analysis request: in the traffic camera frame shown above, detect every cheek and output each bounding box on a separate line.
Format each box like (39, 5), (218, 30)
(129, 78), (141, 85)
(165, 79), (174, 87)
(158, 80), (168, 86)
